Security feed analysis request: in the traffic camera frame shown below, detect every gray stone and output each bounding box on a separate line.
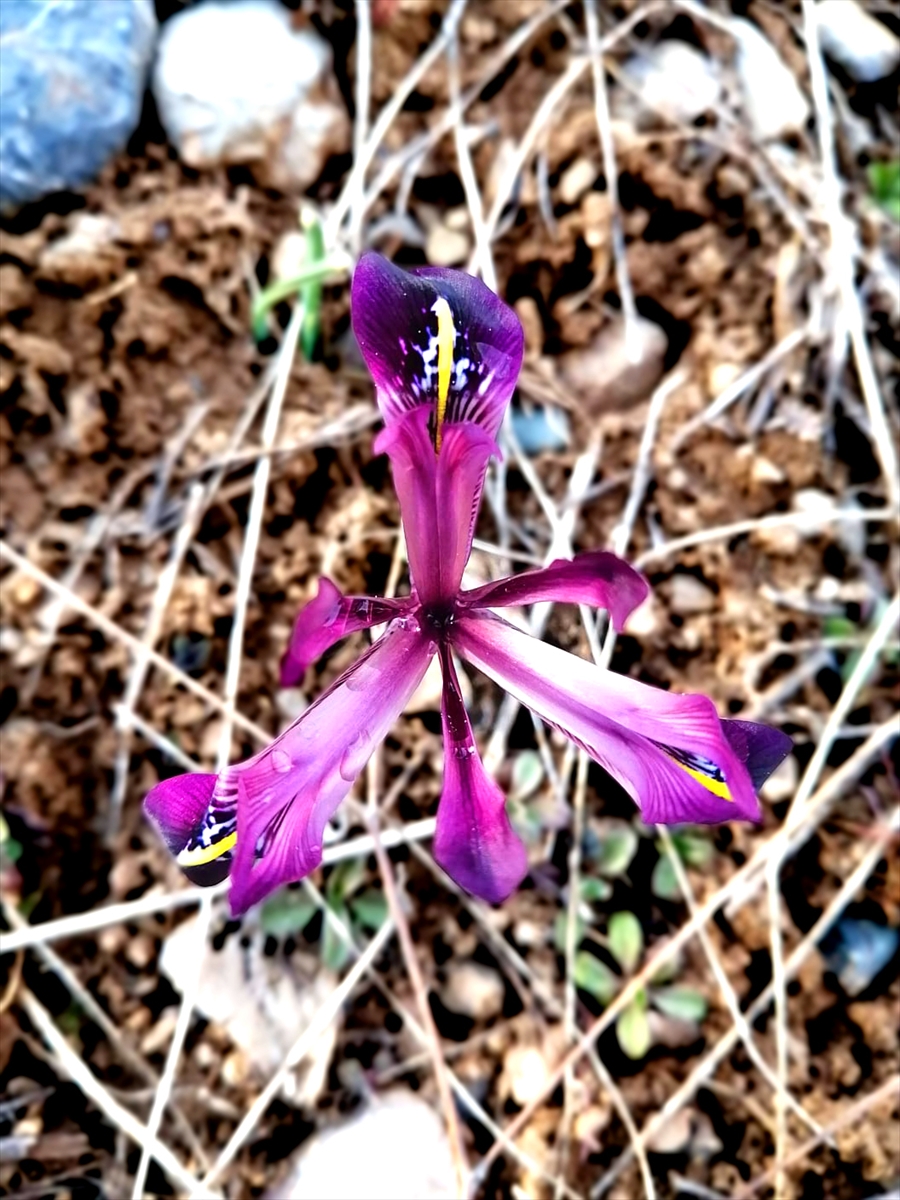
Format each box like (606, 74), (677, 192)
(0, 0), (156, 210)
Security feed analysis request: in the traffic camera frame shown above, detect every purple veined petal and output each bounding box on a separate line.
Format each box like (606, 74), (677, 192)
(143, 773), (236, 888)
(721, 719), (792, 791)
(453, 612), (764, 825)
(433, 644), (528, 904)
(351, 253), (524, 439)
(460, 551), (650, 631)
(229, 621), (435, 915)
(280, 577), (418, 687)
(374, 407), (498, 604)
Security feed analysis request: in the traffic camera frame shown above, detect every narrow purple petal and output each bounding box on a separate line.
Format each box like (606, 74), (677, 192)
(229, 622), (435, 914)
(280, 577), (417, 687)
(433, 645), (528, 904)
(453, 612), (764, 825)
(721, 719), (792, 791)
(374, 407), (498, 604)
(351, 253), (524, 438)
(461, 552), (650, 631)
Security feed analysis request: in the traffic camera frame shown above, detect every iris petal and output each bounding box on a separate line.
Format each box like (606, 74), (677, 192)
(375, 407), (498, 604)
(461, 551), (649, 631)
(280, 577), (417, 687)
(229, 621), (434, 914)
(433, 646), (528, 903)
(453, 611), (763, 825)
(351, 253), (524, 438)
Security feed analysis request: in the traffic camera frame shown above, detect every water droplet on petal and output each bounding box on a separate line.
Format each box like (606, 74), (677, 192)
(339, 729), (371, 782)
(272, 749), (292, 774)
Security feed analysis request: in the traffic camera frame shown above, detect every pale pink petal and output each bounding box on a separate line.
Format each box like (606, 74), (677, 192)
(453, 612), (763, 825)
(433, 646), (528, 903)
(461, 551), (649, 631)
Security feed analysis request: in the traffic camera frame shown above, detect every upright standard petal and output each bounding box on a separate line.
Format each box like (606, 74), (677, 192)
(351, 253), (524, 438)
(433, 645), (528, 904)
(375, 407), (498, 604)
(228, 621), (435, 913)
(453, 612), (767, 825)
(280, 577), (417, 687)
(461, 552), (650, 631)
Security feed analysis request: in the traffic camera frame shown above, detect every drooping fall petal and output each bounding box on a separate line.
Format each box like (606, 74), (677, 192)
(374, 406), (499, 604)
(461, 551), (650, 631)
(433, 645), (528, 904)
(351, 253), (524, 439)
(453, 612), (783, 825)
(721, 719), (793, 791)
(280, 577), (417, 687)
(143, 773), (233, 888)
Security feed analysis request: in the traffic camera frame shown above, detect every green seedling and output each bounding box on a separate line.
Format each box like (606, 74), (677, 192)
(617, 988), (651, 1059)
(589, 821), (639, 879)
(868, 160), (900, 223)
(260, 857), (387, 971)
(824, 599), (900, 683)
(607, 911), (644, 974)
(251, 210), (350, 356)
(651, 830), (713, 900)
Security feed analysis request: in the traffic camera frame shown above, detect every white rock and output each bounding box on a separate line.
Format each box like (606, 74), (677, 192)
(816, 0), (900, 82)
(558, 157), (597, 205)
(761, 753), (797, 804)
(442, 962), (505, 1021)
(268, 1090), (457, 1200)
(153, 0), (348, 189)
(161, 917), (336, 1103)
(731, 17), (810, 140)
(792, 487), (837, 535)
(425, 221), (471, 267)
(646, 1107), (693, 1154)
(622, 41), (721, 125)
(669, 574), (716, 615)
(502, 1045), (551, 1107)
(560, 315), (668, 413)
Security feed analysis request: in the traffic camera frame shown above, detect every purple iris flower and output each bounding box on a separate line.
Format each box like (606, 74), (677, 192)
(144, 254), (791, 915)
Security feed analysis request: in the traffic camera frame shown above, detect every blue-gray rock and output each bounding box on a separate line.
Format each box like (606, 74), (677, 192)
(823, 918), (899, 997)
(0, 0), (157, 210)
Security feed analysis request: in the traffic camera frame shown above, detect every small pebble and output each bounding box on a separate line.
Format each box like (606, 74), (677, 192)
(558, 157), (596, 206)
(731, 17), (810, 141)
(425, 222), (471, 267)
(669, 575), (716, 615)
(647, 1107), (693, 1154)
(817, 0), (900, 83)
(442, 961), (505, 1021)
(761, 753), (797, 805)
(560, 315), (667, 413)
(503, 1045), (551, 1106)
(622, 41), (721, 126)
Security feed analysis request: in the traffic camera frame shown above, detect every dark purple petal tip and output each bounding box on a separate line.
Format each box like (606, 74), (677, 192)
(351, 253), (524, 438)
(721, 719), (793, 792)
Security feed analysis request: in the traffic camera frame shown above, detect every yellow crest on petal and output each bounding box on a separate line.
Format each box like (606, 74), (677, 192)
(433, 296), (456, 452)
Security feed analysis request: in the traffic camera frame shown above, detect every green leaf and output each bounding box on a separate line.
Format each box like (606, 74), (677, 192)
(617, 991), (651, 1059)
(579, 876), (613, 904)
(672, 832), (712, 868)
(607, 911), (643, 974)
(823, 615), (858, 640)
(573, 952), (618, 1005)
(651, 985), (708, 1023)
(260, 889), (318, 938)
(595, 825), (638, 878)
(511, 750), (545, 802)
(868, 160), (900, 222)
(326, 859), (366, 907)
(554, 911), (585, 954)
(321, 902), (353, 972)
(349, 888), (388, 932)
(652, 854), (682, 901)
